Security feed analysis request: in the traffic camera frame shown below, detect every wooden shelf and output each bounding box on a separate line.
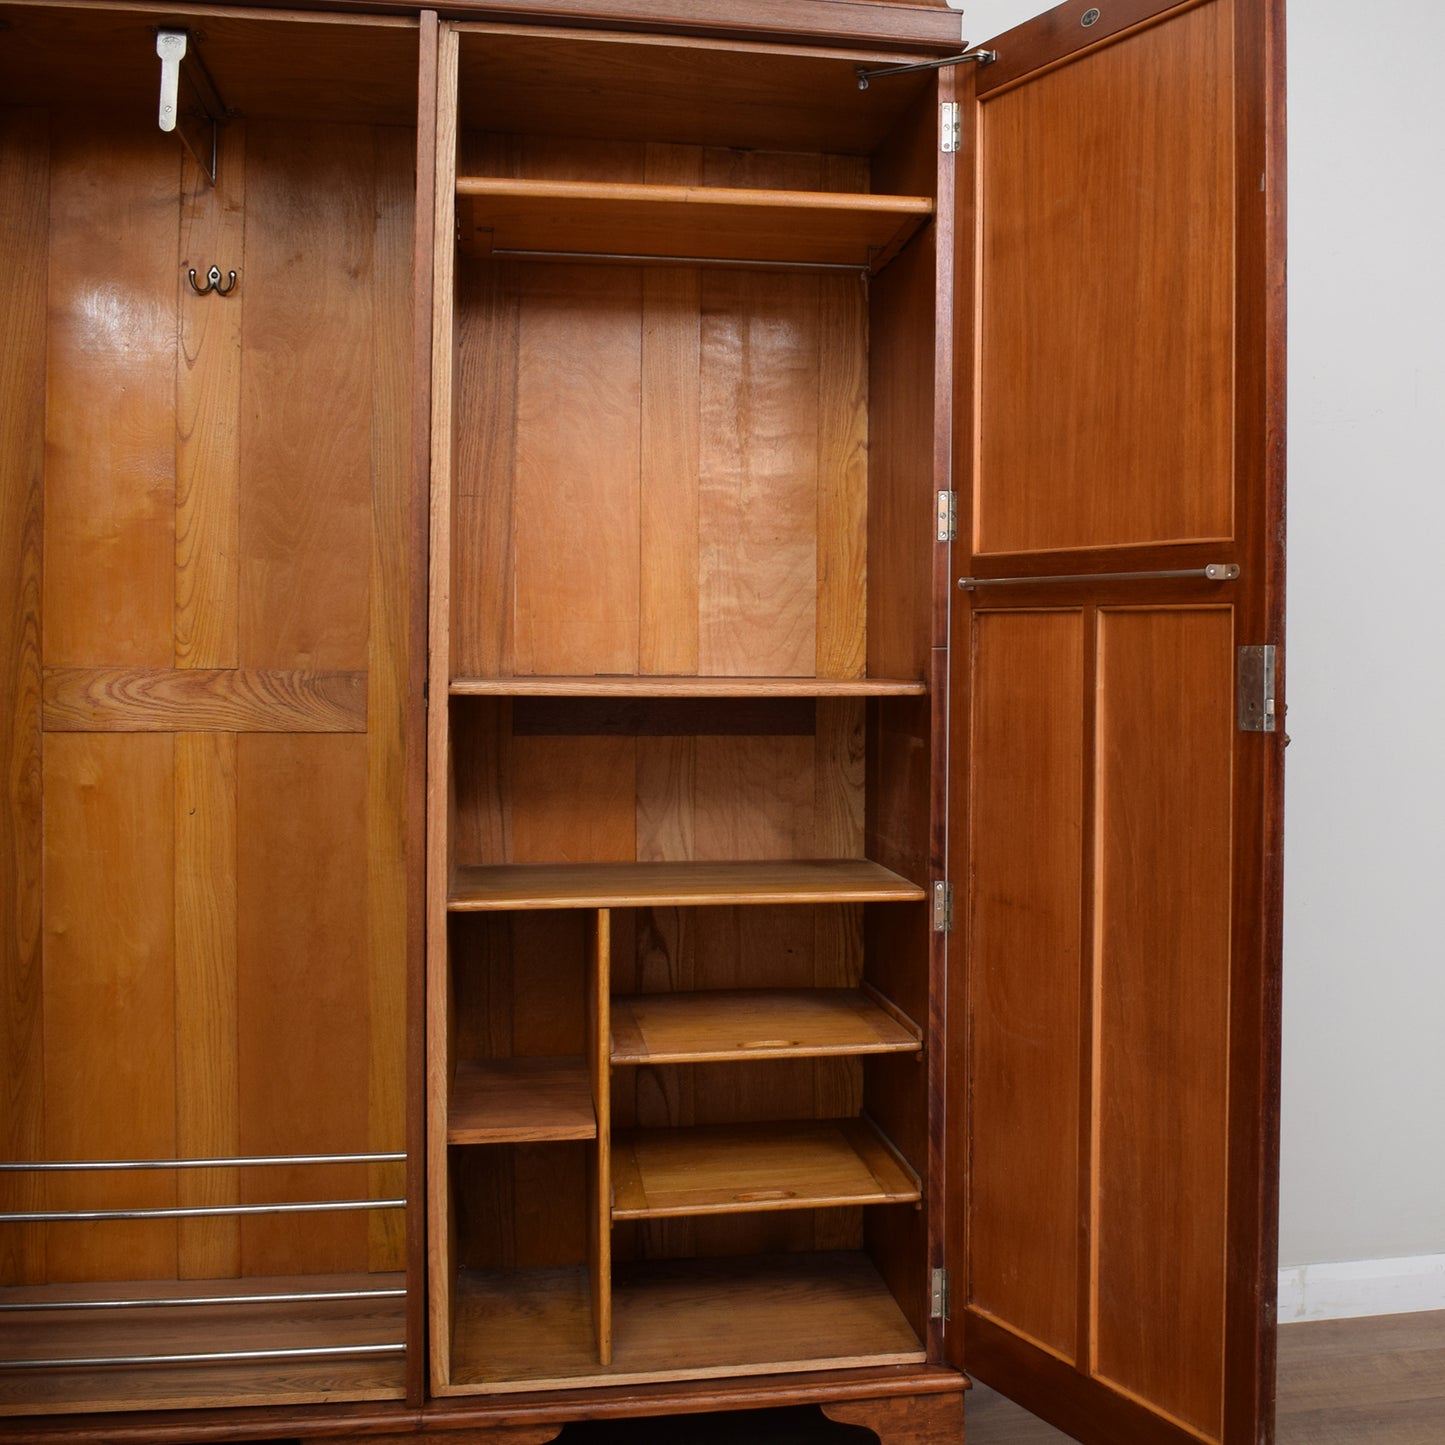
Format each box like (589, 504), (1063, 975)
(450, 676), (927, 698)
(0, 1273), (405, 1416)
(456, 178), (932, 270)
(611, 989), (921, 1065)
(448, 859), (926, 912)
(610, 1119), (920, 1221)
(443, 1253), (923, 1394)
(448, 1058), (596, 1144)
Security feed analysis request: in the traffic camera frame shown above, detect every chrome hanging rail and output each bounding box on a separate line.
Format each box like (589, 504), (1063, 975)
(1, 1199), (403, 1223)
(0, 1286), (406, 1312)
(0, 1343), (405, 1371)
(0, 1151), (404, 1171)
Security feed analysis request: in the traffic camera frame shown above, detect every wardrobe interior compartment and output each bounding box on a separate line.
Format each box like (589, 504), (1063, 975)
(0, 2), (420, 1414)
(430, 19), (945, 1394)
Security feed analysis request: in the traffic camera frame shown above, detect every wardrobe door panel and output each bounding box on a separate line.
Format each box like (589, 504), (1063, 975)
(949, 1), (1285, 1443)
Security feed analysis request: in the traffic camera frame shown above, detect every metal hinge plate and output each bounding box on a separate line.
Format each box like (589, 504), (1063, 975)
(932, 881), (954, 933)
(1238, 645), (1278, 732)
(930, 1267), (951, 1320)
(941, 102), (961, 154)
(936, 490), (957, 543)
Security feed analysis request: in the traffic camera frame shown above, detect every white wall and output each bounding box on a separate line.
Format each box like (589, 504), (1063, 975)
(960, 0), (1445, 1292)
(1276, 0), (1445, 1274)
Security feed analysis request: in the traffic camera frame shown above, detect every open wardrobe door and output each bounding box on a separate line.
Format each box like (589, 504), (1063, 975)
(945, 1), (1286, 1443)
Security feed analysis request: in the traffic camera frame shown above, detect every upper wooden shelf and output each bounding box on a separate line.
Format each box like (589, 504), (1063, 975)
(611, 989), (922, 1065)
(448, 1058), (596, 1144)
(456, 178), (932, 271)
(610, 1118), (920, 1221)
(450, 676), (927, 698)
(448, 859), (926, 912)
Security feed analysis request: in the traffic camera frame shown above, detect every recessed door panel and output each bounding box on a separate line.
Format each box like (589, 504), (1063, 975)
(1093, 606), (1234, 1437)
(974, 0), (1235, 558)
(966, 610), (1085, 1362)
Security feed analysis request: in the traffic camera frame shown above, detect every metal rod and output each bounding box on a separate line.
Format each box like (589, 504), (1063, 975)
(0, 1342), (405, 1371)
(958, 564), (1240, 591)
(485, 246), (866, 273)
(0, 1152), (404, 1172)
(857, 49), (997, 90)
(0, 1199), (405, 1224)
(0, 1288), (405, 1312)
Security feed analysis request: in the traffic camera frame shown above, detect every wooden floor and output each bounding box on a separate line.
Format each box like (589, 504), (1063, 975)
(559, 1311), (1445, 1442)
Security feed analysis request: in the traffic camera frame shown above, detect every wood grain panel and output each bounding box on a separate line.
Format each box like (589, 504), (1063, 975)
(967, 610), (1085, 1362)
(698, 272), (819, 677)
(975, 1), (1235, 555)
(1092, 607), (1234, 1438)
(815, 274), (868, 679)
(638, 145), (702, 676)
(175, 126), (245, 671)
(42, 666), (366, 733)
(509, 735), (637, 863)
(453, 259), (518, 678)
(174, 732), (240, 1279)
(236, 734), (370, 1275)
(689, 735), (815, 861)
(240, 122), (374, 672)
(42, 735), (176, 1281)
(0, 107), (48, 1285)
(866, 228), (935, 682)
(512, 264), (641, 675)
(44, 117), (176, 668)
(366, 121), (414, 1275)
(812, 697), (867, 1225)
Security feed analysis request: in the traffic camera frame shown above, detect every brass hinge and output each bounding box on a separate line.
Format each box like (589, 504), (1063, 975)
(930, 1267), (952, 1320)
(936, 490), (957, 543)
(1238, 645), (1278, 732)
(932, 880), (954, 933)
(941, 101), (961, 154)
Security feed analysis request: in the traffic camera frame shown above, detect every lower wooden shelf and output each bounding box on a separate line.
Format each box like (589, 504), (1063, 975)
(444, 1252), (924, 1394)
(611, 988), (922, 1065)
(448, 1057), (596, 1143)
(0, 1272), (406, 1416)
(611, 1119), (921, 1220)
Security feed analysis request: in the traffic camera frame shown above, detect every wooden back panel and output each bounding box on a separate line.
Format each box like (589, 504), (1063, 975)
(0, 105), (414, 1286)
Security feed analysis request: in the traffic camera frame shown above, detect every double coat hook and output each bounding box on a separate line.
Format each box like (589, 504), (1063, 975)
(189, 265), (238, 297)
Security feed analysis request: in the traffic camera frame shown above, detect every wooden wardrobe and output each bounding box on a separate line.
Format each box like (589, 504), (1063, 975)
(0, 0), (1286, 1442)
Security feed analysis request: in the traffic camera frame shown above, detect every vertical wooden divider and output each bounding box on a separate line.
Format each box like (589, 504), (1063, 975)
(588, 908), (614, 1365)
(407, 9), (442, 1407)
(426, 19), (461, 1391)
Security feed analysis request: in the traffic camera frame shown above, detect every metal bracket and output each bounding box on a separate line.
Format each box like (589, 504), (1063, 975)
(936, 490), (957, 542)
(930, 1267), (952, 1320)
(156, 29), (229, 185)
(932, 881), (954, 934)
(1237, 645), (1278, 733)
(857, 49), (997, 91)
(940, 101), (961, 154)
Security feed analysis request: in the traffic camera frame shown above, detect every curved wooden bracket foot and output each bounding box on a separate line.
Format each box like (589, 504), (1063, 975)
(822, 1390), (965, 1444)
